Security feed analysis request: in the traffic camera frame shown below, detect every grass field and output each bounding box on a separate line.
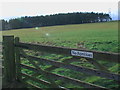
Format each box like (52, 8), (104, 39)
(2, 21), (119, 89)
(2, 21), (119, 53)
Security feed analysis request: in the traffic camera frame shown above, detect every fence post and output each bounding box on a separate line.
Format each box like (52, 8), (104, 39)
(3, 35), (16, 82)
(15, 37), (21, 81)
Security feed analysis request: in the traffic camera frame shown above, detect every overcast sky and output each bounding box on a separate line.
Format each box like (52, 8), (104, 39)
(0, 0), (119, 20)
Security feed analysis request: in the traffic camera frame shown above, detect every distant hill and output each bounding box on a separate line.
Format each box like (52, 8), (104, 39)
(1, 12), (112, 31)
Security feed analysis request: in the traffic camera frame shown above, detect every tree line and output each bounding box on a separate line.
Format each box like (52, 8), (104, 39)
(1, 12), (112, 30)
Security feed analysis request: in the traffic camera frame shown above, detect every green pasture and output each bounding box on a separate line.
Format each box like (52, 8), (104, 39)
(2, 21), (119, 52)
(2, 21), (119, 88)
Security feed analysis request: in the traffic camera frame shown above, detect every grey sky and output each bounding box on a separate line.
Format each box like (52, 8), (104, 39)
(0, 0), (119, 20)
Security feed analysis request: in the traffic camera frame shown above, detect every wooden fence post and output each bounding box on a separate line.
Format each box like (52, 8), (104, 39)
(15, 37), (21, 81)
(3, 35), (16, 82)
